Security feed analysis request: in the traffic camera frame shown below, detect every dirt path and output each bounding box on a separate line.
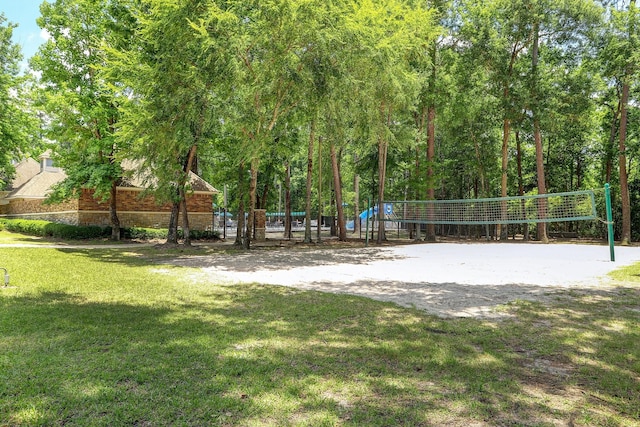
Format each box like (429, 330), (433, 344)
(163, 242), (640, 318)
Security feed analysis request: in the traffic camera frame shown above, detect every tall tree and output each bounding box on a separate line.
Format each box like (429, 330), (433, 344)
(108, 0), (230, 245)
(345, 0), (436, 243)
(616, 0), (637, 244)
(32, 0), (134, 240)
(411, 0), (449, 241)
(195, 0), (321, 248)
(0, 14), (36, 188)
(303, 118), (316, 242)
(458, 0), (537, 238)
(530, 17), (549, 242)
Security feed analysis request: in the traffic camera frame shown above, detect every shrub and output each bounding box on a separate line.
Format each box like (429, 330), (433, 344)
(1, 219), (220, 241)
(121, 227), (167, 240)
(184, 229), (220, 240)
(121, 228), (219, 241)
(1, 219), (51, 236)
(44, 223), (110, 239)
(0, 219), (110, 239)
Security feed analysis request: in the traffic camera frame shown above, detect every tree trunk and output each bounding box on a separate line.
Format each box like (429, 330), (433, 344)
(618, 0), (634, 245)
(605, 100), (621, 184)
(330, 143), (347, 241)
(304, 120), (315, 242)
(376, 103), (391, 244)
(284, 161), (292, 239)
(245, 157), (259, 249)
(472, 131), (490, 241)
(426, 104), (436, 241)
(329, 177), (337, 237)
(516, 130), (529, 241)
(179, 145), (197, 246)
(167, 200), (180, 245)
(426, 45), (437, 242)
(236, 201), (245, 247)
(234, 162), (246, 247)
(179, 188), (191, 246)
(413, 107), (426, 241)
(533, 128), (548, 243)
(619, 77), (632, 245)
(258, 180), (269, 210)
(531, 21), (548, 243)
(354, 173), (360, 234)
(497, 117), (510, 240)
(376, 138), (388, 244)
(166, 144), (198, 246)
(109, 180), (120, 241)
(497, 43), (520, 240)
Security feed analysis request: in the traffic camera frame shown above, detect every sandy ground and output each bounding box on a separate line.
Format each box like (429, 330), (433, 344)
(165, 242), (640, 319)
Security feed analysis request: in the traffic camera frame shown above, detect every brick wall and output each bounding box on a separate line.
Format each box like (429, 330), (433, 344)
(0, 198), (80, 225)
(79, 188), (213, 213)
(78, 211), (213, 230)
(78, 188), (214, 230)
(1, 189), (214, 231)
(0, 210), (80, 225)
(2, 198), (78, 215)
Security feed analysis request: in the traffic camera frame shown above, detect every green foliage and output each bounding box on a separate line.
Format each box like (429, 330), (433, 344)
(9, 0), (640, 241)
(180, 229), (220, 241)
(0, 219), (109, 239)
(0, 219), (51, 236)
(121, 226), (167, 241)
(0, 219), (220, 241)
(106, 0), (229, 206)
(0, 14), (42, 190)
(30, 0), (131, 231)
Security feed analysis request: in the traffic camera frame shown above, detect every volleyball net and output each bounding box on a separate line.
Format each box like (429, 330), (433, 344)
(375, 190), (597, 225)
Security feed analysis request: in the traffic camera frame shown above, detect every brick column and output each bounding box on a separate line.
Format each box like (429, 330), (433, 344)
(254, 209), (266, 241)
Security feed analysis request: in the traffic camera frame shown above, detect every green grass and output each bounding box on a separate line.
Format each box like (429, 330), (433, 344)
(1, 233), (639, 426)
(0, 230), (46, 244)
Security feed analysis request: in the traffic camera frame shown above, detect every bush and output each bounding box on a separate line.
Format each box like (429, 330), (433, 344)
(44, 223), (111, 239)
(122, 228), (220, 241)
(1, 219), (51, 236)
(1, 219), (111, 239)
(1, 219), (220, 241)
(121, 227), (167, 240)
(180, 229), (220, 240)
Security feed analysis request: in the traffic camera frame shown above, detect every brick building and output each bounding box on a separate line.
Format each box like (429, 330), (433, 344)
(0, 152), (218, 231)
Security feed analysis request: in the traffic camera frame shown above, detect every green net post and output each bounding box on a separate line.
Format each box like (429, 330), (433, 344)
(605, 183), (615, 262)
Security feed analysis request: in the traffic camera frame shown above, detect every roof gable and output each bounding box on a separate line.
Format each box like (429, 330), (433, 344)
(5, 169), (67, 199)
(120, 159), (218, 194)
(1, 154), (218, 202)
(9, 158), (41, 190)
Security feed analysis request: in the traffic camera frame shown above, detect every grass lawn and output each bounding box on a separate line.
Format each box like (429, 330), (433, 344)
(1, 230), (639, 426)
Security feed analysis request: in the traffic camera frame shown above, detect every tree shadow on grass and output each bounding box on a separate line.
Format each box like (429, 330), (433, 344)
(161, 246), (405, 272)
(2, 284), (639, 425)
(55, 245), (404, 272)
